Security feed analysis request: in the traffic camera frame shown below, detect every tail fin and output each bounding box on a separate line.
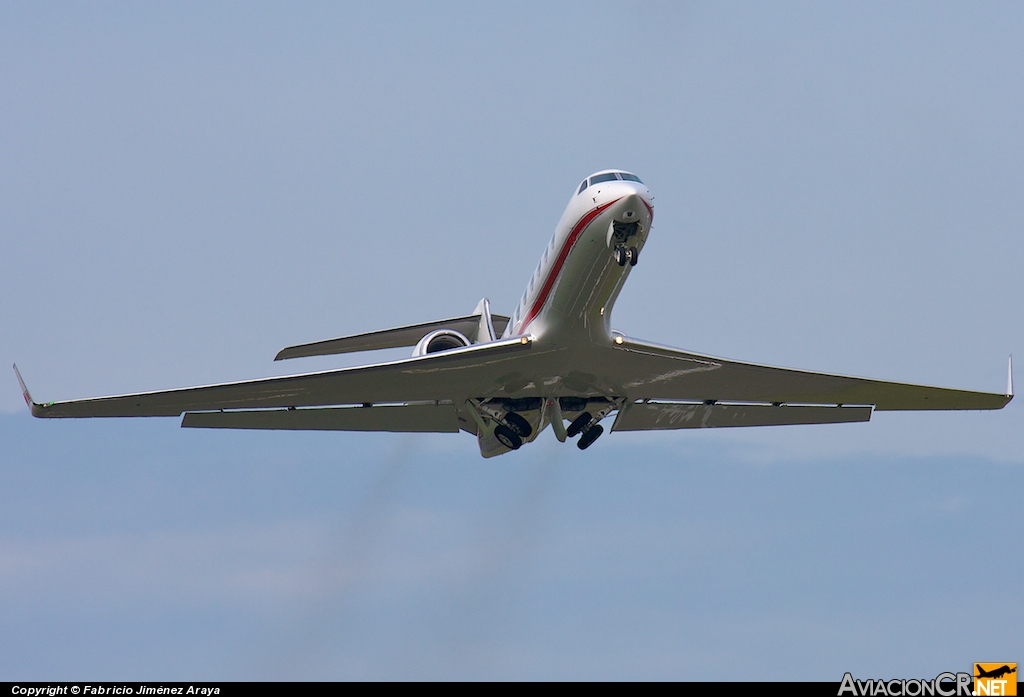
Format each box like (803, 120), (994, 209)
(471, 298), (497, 343)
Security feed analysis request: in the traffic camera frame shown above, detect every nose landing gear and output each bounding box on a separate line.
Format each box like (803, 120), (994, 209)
(613, 245), (639, 267)
(609, 218), (641, 268)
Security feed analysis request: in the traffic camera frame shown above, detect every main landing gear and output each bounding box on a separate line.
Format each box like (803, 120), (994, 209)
(494, 424), (521, 450)
(494, 411), (533, 451)
(471, 397), (617, 453)
(613, 245), (639, 267)
(565, 411), (605, 450)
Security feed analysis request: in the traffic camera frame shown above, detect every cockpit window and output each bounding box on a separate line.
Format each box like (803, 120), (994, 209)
(619, 173), (643, 183)
(589, 173), (619, 185)
(578, 179), (588, 195)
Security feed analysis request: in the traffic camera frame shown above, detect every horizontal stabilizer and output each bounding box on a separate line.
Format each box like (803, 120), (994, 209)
(275, 314), (510, 360)
(182, 403), (460, 432)
(611, 401), (872, 431)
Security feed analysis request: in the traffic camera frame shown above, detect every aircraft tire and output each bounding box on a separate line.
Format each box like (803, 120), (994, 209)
(614, 247), (628, 266)
(627, 246), (639, 266)
(566, 412), (593, 439)
(495, 424), (522, 450)
(577, 424), (604, 450)
(504, 412), (532, 438)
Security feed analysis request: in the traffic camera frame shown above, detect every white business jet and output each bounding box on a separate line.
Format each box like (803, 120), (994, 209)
(14, 170), (1013, 458)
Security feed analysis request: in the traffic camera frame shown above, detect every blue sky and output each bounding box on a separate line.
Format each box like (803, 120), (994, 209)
(1, 1), (1022, 680)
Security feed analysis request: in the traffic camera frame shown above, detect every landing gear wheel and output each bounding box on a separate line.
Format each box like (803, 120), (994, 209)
(504, 412), (532, 438)
(627, 246), (639, 266)
(614, 246), (628, 266)
(577, 424), (604, 450)
(494, 424), (522, 450)
(566, 412), (594, 439)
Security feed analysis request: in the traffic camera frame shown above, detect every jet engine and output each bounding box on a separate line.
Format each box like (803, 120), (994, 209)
(411, 329), (471, 357)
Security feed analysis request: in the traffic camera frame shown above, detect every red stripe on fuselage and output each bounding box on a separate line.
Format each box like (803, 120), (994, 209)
(518, 198), (622, 333)
(641, 197), (654, 222)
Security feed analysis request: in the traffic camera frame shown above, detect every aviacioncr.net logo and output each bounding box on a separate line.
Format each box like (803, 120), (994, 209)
(839, 672), (973, 697)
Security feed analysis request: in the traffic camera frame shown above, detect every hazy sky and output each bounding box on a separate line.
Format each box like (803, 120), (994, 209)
(1, 1), (1021, 680)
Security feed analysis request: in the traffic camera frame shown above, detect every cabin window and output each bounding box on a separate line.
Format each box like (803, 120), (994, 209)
(589, 173), (619, 185)
(578, 180), (588, 195)
(619, 173), (643, 183)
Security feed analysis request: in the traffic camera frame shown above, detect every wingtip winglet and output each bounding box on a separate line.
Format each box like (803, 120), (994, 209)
(12, 364), (33, 410)
(1008, 355), (1014, 398)
(12, 364), (50, 417)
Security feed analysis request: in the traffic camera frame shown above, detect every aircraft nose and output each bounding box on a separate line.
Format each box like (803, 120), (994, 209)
(614, 193), (647, 224)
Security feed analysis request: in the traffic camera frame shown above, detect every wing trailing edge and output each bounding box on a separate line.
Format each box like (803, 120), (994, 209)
(181, 403), (460, 433)
(611, 402), (872, 431)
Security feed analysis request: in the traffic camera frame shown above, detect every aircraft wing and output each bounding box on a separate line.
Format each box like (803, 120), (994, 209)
(20, 336), (534, 419)
(17, 333), (1010, 426)
(604, 337), (1012, 411)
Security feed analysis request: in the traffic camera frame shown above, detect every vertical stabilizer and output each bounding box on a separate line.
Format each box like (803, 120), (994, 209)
(472, 297), (496, 343)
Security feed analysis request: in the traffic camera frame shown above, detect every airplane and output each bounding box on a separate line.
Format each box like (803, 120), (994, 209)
(13, 169), (1014, 458)
(975, 665), (1016, 680)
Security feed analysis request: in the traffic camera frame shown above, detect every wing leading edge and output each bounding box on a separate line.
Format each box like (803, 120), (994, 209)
(606, 337), (1012, 411)
(20, 336), (534, 419)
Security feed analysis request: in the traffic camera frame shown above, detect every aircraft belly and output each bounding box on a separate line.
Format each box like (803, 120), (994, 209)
(483, 346), (627, 400)
(549, 240), (608, 316)
(543, 217), (641, 341)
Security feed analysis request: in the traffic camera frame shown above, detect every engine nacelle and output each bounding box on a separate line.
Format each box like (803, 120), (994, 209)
(411, 329), (471, 357)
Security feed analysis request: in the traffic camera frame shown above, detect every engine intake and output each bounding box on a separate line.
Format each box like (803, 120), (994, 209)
(411, 329), (471, 357)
